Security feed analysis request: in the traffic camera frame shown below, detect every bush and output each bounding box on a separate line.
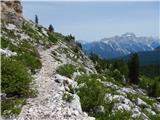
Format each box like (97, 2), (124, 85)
(98, 111), (132, 120)
(57, 64), (75, 78)
(64, 34), (75, 42)
(90, 54), (108, 73)
(148, 77), (160, 97)
(112, 60), (128, 78)
(48, 32), (58, 43)
(76, 42), (82, 49)
(77, 74), (105, 114)
(62, 93), (74, 102)
(1, 37), (18, 51)
(139, 76), (160, 97)
(16, 53), (41, 73)
(1, 38), (42, 74)
(1, 57), (32, 97)
(1, 98), (26, 116)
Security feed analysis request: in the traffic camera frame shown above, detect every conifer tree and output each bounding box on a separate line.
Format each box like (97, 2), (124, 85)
(48, 24), (54, 32)
(128, 53), (139, 84)
(35, 14), (38, 26)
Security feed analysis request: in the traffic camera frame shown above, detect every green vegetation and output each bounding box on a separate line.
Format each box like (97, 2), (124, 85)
(140, 64), (160, 78)
(76, 74), (105, 114)
(22, 23), (42, 42)
(112, 60), (128, 78)
(90, 53), (160, 98)
(1, 98), (26, 116)
(1, 57), (32, 96)
(97, 111), (132, 120)
(76, 41), (82, 49)
(76, 74), (134, 119)
(1, 57), (37, 116)
(35, 14), (38, 25)
(90, 54), (108, 73)
(128, 53), (140, 84)
(57, 64), (75, 78)
(1, 37), (42, 73)
(1, 27), (41, 116)
(48, 32), (58, 43)
(48, 24), (54, 32)
(139, 76), (160, 97)
(16, 41), (41, 73)
(90, 54), (126, 84)
(62, 92), (74, 102)
(64, 34), (75, 42)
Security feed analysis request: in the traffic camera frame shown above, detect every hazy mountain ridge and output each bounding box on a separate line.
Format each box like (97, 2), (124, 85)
(80, 33), (160, 59)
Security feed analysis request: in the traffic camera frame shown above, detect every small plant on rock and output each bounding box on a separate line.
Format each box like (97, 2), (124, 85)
(62, 92), (74, 102)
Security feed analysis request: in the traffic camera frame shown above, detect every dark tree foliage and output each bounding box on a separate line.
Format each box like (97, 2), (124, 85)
(112, 60), (128, 77)
(65, 34), (75, 41)
(35, 14), (38, 25)
(76, 42), (82, 49)
(140, 64), (160, 77)
(48, 24), (54, 32)
(128, 53), (140, 84)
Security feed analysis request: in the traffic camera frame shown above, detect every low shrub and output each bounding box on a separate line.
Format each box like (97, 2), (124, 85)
(64, 34), (75, 42)
(76, 74), (105, 114)
(48, 32), (58, 43)
(98, 111), (132, 120)
(16, 53), (41, 73)
(139, 76), (160, 97)
(1, 98), (26, 116)
(1, 57), (32, 97)
(1, 37), (18, 51)
(62, 93), (74, 102)
(15, 41), (41, 73)
(57, 64), (75, 78)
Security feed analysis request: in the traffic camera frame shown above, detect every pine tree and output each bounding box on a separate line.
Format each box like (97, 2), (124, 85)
(128, 53), (139, 84)
(48, 24), (54, 32)
(35, 14), (38, 26)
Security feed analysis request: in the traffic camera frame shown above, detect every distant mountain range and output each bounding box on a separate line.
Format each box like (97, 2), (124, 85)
(79, 33), (160, 60)
(116, 47), (160, 65)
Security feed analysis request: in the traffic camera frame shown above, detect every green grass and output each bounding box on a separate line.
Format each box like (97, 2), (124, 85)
(57, 64), (75, 78)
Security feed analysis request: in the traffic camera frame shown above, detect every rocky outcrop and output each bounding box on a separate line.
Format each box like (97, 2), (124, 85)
(1, 0), (23, 27)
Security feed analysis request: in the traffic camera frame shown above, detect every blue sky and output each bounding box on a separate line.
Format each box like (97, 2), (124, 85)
(22, 1), (159, 41)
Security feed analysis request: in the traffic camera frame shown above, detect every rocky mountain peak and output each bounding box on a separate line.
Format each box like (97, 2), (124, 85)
(1, 0), (23, 27)
(121, 32), (136, 38)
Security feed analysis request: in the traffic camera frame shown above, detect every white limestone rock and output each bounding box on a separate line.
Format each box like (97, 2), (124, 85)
(0, 48), (17, 57)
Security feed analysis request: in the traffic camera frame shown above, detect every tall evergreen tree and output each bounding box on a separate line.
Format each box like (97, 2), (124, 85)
(48, 24), (54, 32)
(35, 14), (38, 26)
(128, 53), (139, 84)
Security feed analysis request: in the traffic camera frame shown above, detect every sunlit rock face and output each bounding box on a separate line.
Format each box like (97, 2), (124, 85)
(1, 0), (23, 27)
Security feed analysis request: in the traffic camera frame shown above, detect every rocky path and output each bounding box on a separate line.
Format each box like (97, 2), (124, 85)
(17, 46), (93, 120)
